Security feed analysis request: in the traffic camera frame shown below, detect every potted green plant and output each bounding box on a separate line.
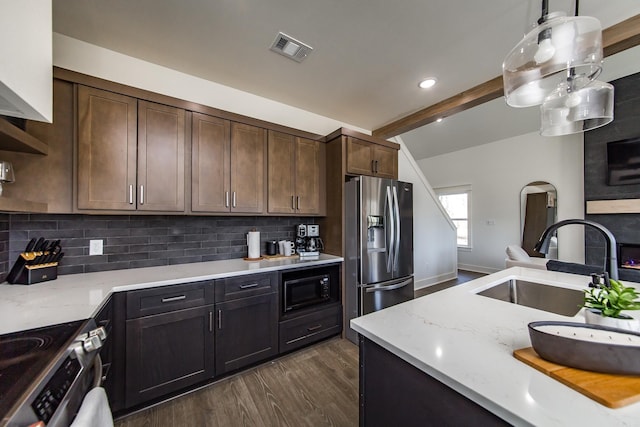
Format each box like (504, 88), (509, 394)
(583, 279), (640, 331)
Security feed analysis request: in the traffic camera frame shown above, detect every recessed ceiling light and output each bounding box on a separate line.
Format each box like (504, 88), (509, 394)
(436, 118), (443, 123)
(419, 78), (437, 89)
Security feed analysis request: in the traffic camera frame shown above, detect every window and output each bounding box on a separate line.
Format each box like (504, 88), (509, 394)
(436, 185), (471, 248)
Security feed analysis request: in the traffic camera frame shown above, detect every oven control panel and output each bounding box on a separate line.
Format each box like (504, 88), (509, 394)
(31, 356), (81, 423)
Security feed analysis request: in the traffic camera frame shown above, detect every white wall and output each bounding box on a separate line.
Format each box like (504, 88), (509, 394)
(53, 34), (457, 288)
(418, 131), (585, 273)
(395, 138), (458, 288)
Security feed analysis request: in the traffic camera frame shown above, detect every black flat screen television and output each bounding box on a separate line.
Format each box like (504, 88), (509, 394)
(607, 137), (640, 186)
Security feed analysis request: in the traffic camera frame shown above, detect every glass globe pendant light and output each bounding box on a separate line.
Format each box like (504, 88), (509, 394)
(540, 75), (614, 136)
(503, 0), (604, 108)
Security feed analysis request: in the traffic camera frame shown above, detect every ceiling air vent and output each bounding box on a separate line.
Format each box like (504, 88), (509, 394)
(269, 32), (313, 63)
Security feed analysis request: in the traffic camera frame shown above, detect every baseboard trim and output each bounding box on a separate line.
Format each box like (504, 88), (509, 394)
(414, 271), (458, 290)
(457, 264), (500, 275)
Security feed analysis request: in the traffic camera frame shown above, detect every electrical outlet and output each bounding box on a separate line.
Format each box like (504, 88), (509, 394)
(89, 239), (103, 255)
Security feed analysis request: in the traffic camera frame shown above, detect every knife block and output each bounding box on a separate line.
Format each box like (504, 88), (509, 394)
(6, 253), (59, 285)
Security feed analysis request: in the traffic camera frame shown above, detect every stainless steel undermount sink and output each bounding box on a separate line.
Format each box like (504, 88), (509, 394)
(476, 279), (584, 316)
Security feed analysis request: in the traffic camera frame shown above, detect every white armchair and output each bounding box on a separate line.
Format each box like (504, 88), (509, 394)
(505, 245), (549, 270)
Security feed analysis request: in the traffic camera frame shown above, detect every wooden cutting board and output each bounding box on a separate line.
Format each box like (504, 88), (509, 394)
(514, 347), (640, 408)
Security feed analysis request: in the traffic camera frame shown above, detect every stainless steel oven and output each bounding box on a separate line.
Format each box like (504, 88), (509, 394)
(281, 265), (339, 315)
(1, 319), (108, 427)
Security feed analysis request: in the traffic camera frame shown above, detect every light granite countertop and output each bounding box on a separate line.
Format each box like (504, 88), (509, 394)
(350, 267), (640, 426)
(0, 254), (342, 335)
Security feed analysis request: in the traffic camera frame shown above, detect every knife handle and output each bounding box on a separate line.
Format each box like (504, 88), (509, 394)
(25, 238), (37, 252)
(33, 237), (45, 252)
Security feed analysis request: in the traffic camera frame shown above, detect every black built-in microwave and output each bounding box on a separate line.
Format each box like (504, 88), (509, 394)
(281, 265), (339, 314)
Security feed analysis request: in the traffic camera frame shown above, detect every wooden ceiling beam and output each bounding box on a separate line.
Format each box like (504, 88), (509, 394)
(603, 13), (640, 56)
(373, 14), (640, 139)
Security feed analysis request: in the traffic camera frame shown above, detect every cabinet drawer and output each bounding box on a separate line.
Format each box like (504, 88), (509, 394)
(215, 273), (277, 302)
(279, 304), (342, 353)
(126, 281), (214, 319)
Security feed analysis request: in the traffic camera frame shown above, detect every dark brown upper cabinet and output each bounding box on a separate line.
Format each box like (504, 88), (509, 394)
(191, 112), (266, 214)
(77, 86), (185, 212)
(267, 130), (325, 215)
(346, 136), (398, 179)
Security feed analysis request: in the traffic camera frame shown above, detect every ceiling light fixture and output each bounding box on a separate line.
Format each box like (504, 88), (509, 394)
(502, 0), (613, 136)
(540, 78), (614, 136)
(436, 118), (443, 123)
(419, 78), (437, 89)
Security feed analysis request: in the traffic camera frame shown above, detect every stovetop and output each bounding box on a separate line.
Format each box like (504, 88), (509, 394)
(0, 320), (85, 420)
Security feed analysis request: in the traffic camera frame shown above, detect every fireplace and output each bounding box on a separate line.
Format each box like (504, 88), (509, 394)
(618, 243), (640, 270)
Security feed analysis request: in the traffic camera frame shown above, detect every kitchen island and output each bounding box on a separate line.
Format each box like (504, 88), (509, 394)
(0, 254), (342, 334)
(351, 267), (640, 426)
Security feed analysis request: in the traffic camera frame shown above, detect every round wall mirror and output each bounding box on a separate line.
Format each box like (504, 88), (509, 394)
(520, 181), (557, 258)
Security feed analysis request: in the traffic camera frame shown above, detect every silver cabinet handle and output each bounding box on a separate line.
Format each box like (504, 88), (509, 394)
(307, 324), (322, 332)
(225, 191), (230, 208)
(239, 283), (259, 289)
(217, 309), (222, 329)
(296, 196), (300, 210)
(209, 311), (213, 332)
(292, 195), (295, 210)
(129, 185), (134, 204)
(140, 185), (144, 205)
(232, 191), (237, 208)
(161, 295), (186, 303)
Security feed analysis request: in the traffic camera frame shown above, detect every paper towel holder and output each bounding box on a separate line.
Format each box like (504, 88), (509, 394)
(244, 229), (263, 261)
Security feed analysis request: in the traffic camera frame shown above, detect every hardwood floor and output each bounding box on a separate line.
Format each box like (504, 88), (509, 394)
(414, 270), (486, 298)
(115, 337), (359, 427)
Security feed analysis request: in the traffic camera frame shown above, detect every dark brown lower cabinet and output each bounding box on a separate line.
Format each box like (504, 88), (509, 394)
(359, 337), (509, 427)
(215, 292), (278, 375)
(279, 303), (342, 353)
(125, 305), (215, 408)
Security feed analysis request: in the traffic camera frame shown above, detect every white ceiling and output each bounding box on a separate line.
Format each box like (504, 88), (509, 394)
(402, 45), (640, 160)
(52, 0), (640, 160)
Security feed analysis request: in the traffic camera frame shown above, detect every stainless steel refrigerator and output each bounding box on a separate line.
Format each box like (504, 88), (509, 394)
(345, 176), (414, 344)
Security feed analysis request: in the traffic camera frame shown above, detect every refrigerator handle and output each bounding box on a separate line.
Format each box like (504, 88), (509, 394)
(365, 277), (413, 293)
(386, 185), (395, 273)
(392, 185), (401, 271)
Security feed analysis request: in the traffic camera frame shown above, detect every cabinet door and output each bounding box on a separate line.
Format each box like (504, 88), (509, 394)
(191, 113), (231, 212)
(346, 136), (374, 176)
(137, 101), (186, 211)
(230, 123), (266, 213)
(215, 293), (278, 375)
(295, 138), (324, 215)
(267, 130), (296, 214)
(125, 305), (214, 407)
(77, 86), (137, 210)
(373, 144), (398, 179)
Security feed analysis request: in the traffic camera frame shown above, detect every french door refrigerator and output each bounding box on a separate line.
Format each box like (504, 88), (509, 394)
(345, 176), (414, 344)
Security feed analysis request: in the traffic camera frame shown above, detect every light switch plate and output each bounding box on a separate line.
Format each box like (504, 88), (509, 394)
(89, 239), (103, 255)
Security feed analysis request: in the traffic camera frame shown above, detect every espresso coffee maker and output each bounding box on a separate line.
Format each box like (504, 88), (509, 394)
(296, 224), (323, 257)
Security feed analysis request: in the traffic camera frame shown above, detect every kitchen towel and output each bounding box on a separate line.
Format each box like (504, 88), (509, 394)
(70, 387), (114, 427)
(247, 231), (261, 259)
